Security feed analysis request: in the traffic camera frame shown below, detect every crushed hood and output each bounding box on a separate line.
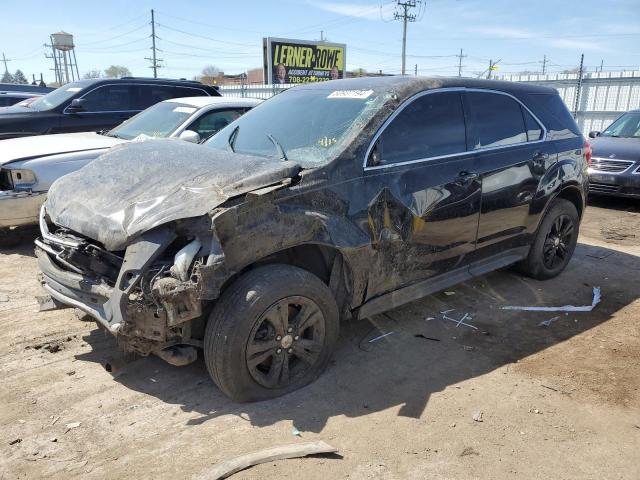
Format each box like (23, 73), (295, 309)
(46, 139), (300, 250)
(0, 131), (123, 166)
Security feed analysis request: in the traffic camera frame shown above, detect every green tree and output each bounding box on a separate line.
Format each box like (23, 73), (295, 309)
(104, 65), (131, 78)
(1, 71), (14, 83)
(83, 69), (102, 79)
(351, 68), (367, 77)
(13, 69), (28, 84)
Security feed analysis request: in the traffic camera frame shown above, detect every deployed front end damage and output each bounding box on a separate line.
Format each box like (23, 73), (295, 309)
(35, 139), (303, 363)
(36, 208), (229, 363)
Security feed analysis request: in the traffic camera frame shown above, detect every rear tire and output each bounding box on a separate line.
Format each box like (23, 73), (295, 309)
(518, 198), (579, 280)
(203, 264), (339, 402)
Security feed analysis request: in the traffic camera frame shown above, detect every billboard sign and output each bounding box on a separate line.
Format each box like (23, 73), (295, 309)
(263, 37), (346, 84)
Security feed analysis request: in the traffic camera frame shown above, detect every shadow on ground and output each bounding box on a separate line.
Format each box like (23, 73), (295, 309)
(73, 241), (639, 433)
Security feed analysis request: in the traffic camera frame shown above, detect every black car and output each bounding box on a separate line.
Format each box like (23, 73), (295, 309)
(0, 77), (220, 139)
(36, 76), (588, 401)
(0, 83), (54, 107)
(588, 110), (640, 198)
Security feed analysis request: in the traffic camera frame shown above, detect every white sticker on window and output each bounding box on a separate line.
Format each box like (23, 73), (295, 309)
(328, 89), (374, 99)
(66, 87), (82, 92)
(173, 106), (197, 114)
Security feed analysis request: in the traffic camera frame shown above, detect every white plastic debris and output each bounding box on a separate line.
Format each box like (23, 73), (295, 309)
(172, 238), (202, 281)
(502, 287), (601, 312)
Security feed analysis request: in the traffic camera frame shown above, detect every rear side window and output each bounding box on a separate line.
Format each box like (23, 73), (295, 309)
(523, 108), (543, 141)
(373, 91), (466, 165)
(132, 85), (207, 110)
(524, 93), (580, 140)
(81, 85), (133, 112)
(467, 92), (527, 149)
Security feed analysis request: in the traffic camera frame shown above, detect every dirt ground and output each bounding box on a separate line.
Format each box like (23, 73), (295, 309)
(1, 196), (639, 480)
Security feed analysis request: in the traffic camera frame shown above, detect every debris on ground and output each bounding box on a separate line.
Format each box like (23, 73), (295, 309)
(463, 346), (474, 351)
(439, 310), (478, 330)
(9, 438), (22, 445)
(502, 287), (601, 312)
(0, 292), (9, 302)
(65, 422), (81, 433)
(414, 334), (440, 341)
(198, 441), (338, 479)
(460, 447), (479, 456)
(472, 411), (484, 422)
(444, 291), (456, 296)
(368, 331), (394, 343)
(538, 316), (561, 327)
(291, 427), (301, 437)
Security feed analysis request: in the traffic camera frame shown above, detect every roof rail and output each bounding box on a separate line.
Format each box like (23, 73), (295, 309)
(118, 76), (203, 84)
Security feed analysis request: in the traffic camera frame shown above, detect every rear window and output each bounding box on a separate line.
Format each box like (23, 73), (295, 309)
(467, 92), (527, 149)
(523, 93), (580, 140)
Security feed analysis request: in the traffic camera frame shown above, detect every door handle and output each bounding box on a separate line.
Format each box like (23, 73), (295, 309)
(454, 171), (479, 186)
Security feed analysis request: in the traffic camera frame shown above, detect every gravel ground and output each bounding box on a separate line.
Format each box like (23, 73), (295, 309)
(0, 196), (639, 480)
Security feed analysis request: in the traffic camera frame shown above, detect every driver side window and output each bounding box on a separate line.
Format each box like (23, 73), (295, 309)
(186, 109), (245, 142)
(80, 85), (133, 112)
(369, 91), (467, 166)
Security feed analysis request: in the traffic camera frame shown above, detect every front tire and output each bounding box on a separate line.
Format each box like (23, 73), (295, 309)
(204, 264), (339, 402)
(519, 198), (580, 280)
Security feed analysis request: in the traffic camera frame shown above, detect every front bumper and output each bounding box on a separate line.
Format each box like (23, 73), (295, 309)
(0, 190), (46, 228)
(588, 169), (640, 198)
(36, 206), (207, 355)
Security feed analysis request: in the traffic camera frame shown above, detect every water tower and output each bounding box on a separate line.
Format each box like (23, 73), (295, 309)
(47, 31), (79, 84)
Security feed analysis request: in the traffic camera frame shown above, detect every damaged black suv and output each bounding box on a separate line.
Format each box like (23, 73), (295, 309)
(36, 77), (588, 401)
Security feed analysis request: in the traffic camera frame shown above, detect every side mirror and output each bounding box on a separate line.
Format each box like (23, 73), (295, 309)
(588, 130), (601, 138)
(67, 98), (87, 112)
(179, 130), (201, 144)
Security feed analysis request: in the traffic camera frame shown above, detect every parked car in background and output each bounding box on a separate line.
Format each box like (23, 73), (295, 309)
(0, 91), (44, 107)
(36, 76), (587, 401)
(588, 110), (640, 198)
(0, 96), (260, 243)
(0, 77), (220, 139)
(0, 83), (54, 107)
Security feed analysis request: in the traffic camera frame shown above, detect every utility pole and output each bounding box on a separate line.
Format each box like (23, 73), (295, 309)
(599, 59), (603, 72)
(456, 48), (467, 77)
(414, 64), (417, 76)
(145, 9), (162, 78)
(1, 53), (10, 74)
(320, 30), (325, 41)
(394, 1), (420, 75)
(541, 54), (547, 75)
(573, 53), (584, 118)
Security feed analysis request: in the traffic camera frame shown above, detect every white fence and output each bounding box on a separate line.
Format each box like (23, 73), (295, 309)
(221, 71), (640, 135)
(498, 71), (640, 134)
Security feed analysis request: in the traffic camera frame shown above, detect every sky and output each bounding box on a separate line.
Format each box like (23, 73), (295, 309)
(1, 0), (639, 84)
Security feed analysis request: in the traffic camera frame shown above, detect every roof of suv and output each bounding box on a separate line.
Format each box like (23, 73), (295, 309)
(297, 75), (557, 95)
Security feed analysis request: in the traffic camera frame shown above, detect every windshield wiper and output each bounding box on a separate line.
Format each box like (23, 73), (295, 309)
(266, 133), (288, 161)
(228, 125), (239, 152)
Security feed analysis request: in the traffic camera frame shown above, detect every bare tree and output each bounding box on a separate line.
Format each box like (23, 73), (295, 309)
(83, 70), (103, 79)
(199, 65), (221, 85)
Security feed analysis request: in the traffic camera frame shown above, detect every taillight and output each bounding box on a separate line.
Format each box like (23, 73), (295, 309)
(583, 139), (592, 166)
